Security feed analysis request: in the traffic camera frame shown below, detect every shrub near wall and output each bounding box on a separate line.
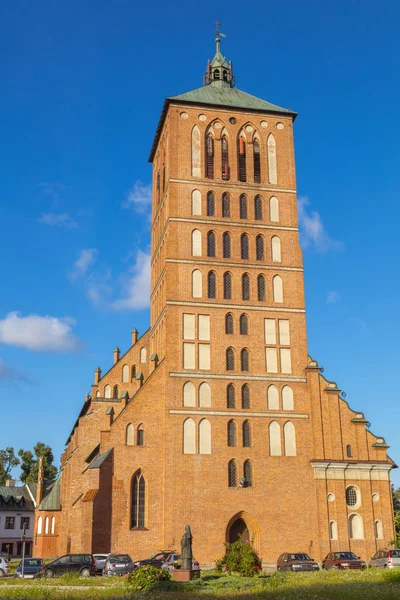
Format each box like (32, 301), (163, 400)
(128, 565), (171, 591)
(216, 538), (262, 577)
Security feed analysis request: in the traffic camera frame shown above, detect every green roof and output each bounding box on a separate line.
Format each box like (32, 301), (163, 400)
(37, 475), (62, 511)
(88, 448), (113, 470)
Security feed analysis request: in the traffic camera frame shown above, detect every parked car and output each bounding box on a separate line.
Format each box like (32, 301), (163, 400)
(0, 556), (10, 577)
(160, 553), (200, 573)
(93, 554), (108, 574)
(133, 550), (176, 570)
(322, 552), (366, 570)
(369, 548), (400, 569)
(0, 552), (11, 563)
(103, 554), (135, 576)
(44, 554), (96, 577)
(15, 558), (45, 579)
(277, 553), (319, 572)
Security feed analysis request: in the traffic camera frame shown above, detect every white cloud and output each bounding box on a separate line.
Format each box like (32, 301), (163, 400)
(111, 250), (151, 311)
(297, 197), (344, 252)
(0, 312), (79, 352)
(68, 249), (98, 282)
(124, 181), (152, 214)
(38, 212), (78, 229)
(327, 291), (341, 304)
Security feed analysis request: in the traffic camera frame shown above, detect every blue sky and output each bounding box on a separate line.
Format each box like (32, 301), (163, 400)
(1, 1), (400, 486)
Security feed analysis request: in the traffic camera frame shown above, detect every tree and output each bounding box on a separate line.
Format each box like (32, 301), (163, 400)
(0, 447), (20, 485)
(392, 485), (400, 513)
(390, 486), (400, 547)
(18, 442), (57, 483)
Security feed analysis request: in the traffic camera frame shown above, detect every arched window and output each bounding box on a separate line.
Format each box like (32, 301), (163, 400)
(96, 390), (100, 397)
(156, 171), (160, 204)
(346, 486), (359, 508)
(191, 125), (201, 177)
(221, 136), (229, 180)
(192, 229), (202, 256)
(242, 274), (250, 300)
(271, 236), (281, 262)
(137, 424), (144, 446)
(273, 275), (283, 302)
(241, 348), (249, 372)
(244, 460), (252, 486)
(238, 135), (246, 182)
(131, 365), (136, 381)
(131, 470), (145, 528)
(183, 381), (196, 407)
(37, 516), (43, 534)
(227, 383), (235, 408)
(225, 313), (234, 334)
(253, 139), (261, 183)
(239, 314), (248, 335)
(126, 423), (134, 445)
(214, 69), (220, 80)
(140, 348), (147, 363)
(346, 444), (352, 458)
(104, 384), (111, 398)
(222, 193), (230, 218)
(284, 422), (296, 456)
(267, 385), (279, 410)
(207, 191), (215, 216)
(183, 418), (196, 454)
(282, 386), (294, 410)
(192, 269), (202, 298)
(208, 271), (216, 299)
(243, 421), (251, 447)
(191, 190), (201, 215)
(240, 195), (248, 219)
(199, 382), (211, 407)
(256, 235), (264, 260)
(374, 520), (383, 539)
(122, 365), (129, 383)
(241, 234), (249, 259)
(242, 384), (250, 409)
(226, 348), (235, 371)
(207, 231), (216, 257)
(270, 196), (279, 222)
(349, 514), (364, 540)
(329, 520), (338, 540)
(269, 421), (282, 456)
(228, 460), (237, 487)
(228, 420), (237, 446)
(113, 385), (119, 399)
(51, 517), (55, 535)
(257, 274), (265, 301)
(254, 195), (262, 220)
(223, 232), (231, 258)
(206, 134), (214, 179)
(267, 134), (277, 184)
(45, 516), (49, 534)
(199, 419), (211, 454)
(223, 272), (232, 299)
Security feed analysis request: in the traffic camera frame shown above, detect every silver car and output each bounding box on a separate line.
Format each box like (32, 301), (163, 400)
(369, 548), (400, 568)
(103, 554), (134, 576)
(93, 554), (108, 574)
(0, 556), (10, 577)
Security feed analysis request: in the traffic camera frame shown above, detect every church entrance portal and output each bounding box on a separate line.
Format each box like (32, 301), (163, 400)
(228, 518), (249, 543)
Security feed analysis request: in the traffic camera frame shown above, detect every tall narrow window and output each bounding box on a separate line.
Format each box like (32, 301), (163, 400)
(238, 135), (246, 182)
(271, 236), (281, 262)
(131, 470), (145, 528)
(283, 422), (296, 456)
(241, 348), (249, 372)
(349, 514), (364, 540)
(199, 419), (211, 454)
(225, 313), (234, 334)
(243, 421), (251, 447)
(192, 229), (202, 256)
(122, 364), (129, 383)
(374, 520), (383, 539)
(273, 275), (283, 302)
(257, 275), (265, 301)
(156, 171), (160, 204)
(227, 384), (235, 408)
(191, 190), (201, 215)
(270, 196), (279, 222)
(207, 191), (215, 216)
(253, 139), (261, 183)
(346, 444), (352, 458)
(244, 460), (252, 486)
(226, 348), (235, 371)
(221, 136), (229, 180)
(241, 234), (249, 260)
(206, 134), (214, 179)
(223, 232), (231, 258)
(267, 134), (277, 184)
(183, 418), (196, 454)
(223, 272), (232, 299)
(207, 231), (216, 257)
(254, 195), (262, 220)
(267, 385), (279, 410)
(183, 382), (196, 407)
(137, 425), (144, 446)
(104, 384), (111, 398)
(240, 195), (248, 219)
(191, 125), (201, 177)
(126, 424), (134, 446)
(239, 314), (248, 335)
(282, 386), (294, 410)
(208, 271), (216, 299)
(228, 420), (237, 446)
(222, 193), (230, 218)
(269, 421), (282, 456)
(329, 521), (338, 540)
(256, 235), (264, 260)
(228, 460), (237, 487)
(242, 384), (250, 409)
(113, 385), (119, 399)
(242, 274), (250, 300)
(192, 269), (202, 298)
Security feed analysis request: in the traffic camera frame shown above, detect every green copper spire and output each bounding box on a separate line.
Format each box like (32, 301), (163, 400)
(204, 21), (235, 88)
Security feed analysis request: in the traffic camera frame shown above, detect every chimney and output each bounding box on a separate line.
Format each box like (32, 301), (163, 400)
(94, 367), (101, 385)
(36, 457), (45, 506)
(113, 347), (120, 364)
(5, 478), (16, 487)
(131, 328), (138, 346)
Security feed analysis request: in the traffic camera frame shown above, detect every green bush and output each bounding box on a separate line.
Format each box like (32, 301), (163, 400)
(216, 538), (262, 577)
(127, 564), (170, 591)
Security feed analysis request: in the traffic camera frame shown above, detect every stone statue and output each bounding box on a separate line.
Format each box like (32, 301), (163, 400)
(180, 524), (193, 570)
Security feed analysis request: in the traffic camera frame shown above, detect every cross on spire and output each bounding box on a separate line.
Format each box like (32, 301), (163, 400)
(215, 19), (222, 38)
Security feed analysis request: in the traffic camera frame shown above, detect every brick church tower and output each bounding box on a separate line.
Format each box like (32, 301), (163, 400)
(34, 31), (396, 566)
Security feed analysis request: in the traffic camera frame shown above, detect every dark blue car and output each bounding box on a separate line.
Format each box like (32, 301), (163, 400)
(15, 558), (44, 579)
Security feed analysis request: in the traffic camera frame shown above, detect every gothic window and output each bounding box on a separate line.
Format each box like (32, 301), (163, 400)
(137, 425), (144, 446)
(191, 125), (201, 177)
(346, 444), (352, 458)
(257, 274), (265, 301)
(267, 385), (279, 410)
(228, 460), (237, 487)
(192, 269), (202, 298)
(253, 139), (261, 183)
(269, 421), (282, 456)
(183, 381), (196, 407)
(283, 422), (296, 456)
(156, 171), (160, 204)
(241, 234), (249, 260)
(329, 521), (338, 540)
(140, 348), (147, 363)
(192, 229), (202, 256)
(199, 419), (211, 454)
(113, 385), (119, 399)
(241, 348), (249, 372)
(254, 195), (263, 220)
(242, 273), (250, 300)
(104, 384), (111, 398)
(223, 272), (231, 300)
(346, 486), (359, 508)
(223, 232), (231, 258)
(222, 137), (229, 180)
(270, 196), (279, 222)
(222, 193), (230, 217)
(126, 424), (134, 446)
(122, 364), (129, 383)
(240, 194), (248, 219)
(282, 386), (294, 410)
(37, 516), (42, 534)
(207, 191), (215, 216)
(227, 383), (235, 408)
(131, 365), (136, 381)
(242, 384), (250, 409)
(239, 314), (248, 335)
(243, 421), (251, 447)
(131, 470), (145, 528)
(267, 134), (277, 184)
(51, 517), (55, 534)
(208, 271), (216, 299)
(273, 275), (283, 302)
(256, 235), (264, 260)
(238, 135), (246, 182)
(228, 420), (237, 447)
(191, 190), (201, 215)
(45, 516), (49, 534)
(374, 520), (383, 539)
(271, 236), (281, 262)
(183, 418), (196, 454)
(244, 460), (252, 486)
(206, 134), (214, 179)
(348, 514), (364, 540)
(226, 348), (235, 371)
(199, 382), (211, 407)
(207, 231), (216, 257)
(225, 313), (234, 334)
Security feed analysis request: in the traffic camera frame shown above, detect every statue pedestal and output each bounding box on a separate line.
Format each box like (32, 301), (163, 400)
(172, 569), (200, 582)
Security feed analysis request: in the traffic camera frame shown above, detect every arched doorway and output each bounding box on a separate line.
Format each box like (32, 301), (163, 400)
(229, 517), (249, 543)
(226, 512), (261, 554)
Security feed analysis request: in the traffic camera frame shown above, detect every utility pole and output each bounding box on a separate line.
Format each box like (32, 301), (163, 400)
(21, 523), (26, 578)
